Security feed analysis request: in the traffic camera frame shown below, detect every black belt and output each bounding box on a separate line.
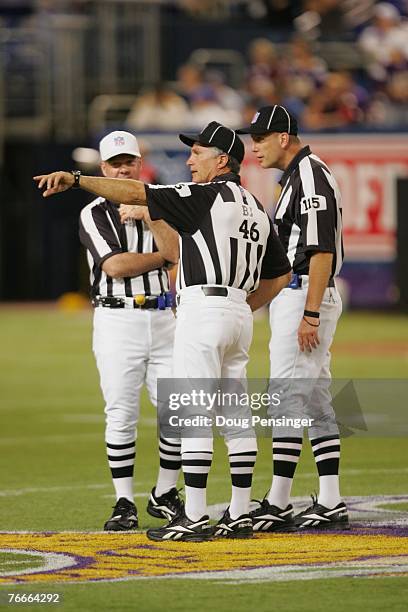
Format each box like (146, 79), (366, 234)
(288, 274), (335, 289)
(92, 295), (173, 309)
(201, 286), (228, 297)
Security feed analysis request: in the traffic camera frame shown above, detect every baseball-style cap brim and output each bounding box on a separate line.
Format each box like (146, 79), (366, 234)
(179, 132), (202, 148)
(179, 121), (245, 164)
(101, 148), (141, 161)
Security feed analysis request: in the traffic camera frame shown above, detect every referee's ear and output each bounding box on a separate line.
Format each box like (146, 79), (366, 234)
(279, 132), (290, 149)
(217, 152), (230, 171)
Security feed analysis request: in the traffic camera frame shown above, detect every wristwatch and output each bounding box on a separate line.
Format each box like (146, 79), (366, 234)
(70, 170), (81, 189)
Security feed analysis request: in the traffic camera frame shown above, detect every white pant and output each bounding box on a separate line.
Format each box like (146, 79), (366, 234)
(269, 282), (342, 438)
(173, 285), (257, 454)
(92, 307), (176, 444)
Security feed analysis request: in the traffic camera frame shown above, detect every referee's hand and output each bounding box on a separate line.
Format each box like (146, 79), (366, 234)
(34, 171), (74, 197)
(298, 317), (320, 352)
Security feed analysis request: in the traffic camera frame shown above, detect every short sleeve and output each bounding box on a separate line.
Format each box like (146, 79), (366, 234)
(260, 217), (292, 279)
(146, 182), (219, 234)
(79, 203), (122, 267)
(299, 164), (339, 255)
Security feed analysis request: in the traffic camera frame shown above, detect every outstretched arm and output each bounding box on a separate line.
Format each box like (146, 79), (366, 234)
(34, 171), (147, 206)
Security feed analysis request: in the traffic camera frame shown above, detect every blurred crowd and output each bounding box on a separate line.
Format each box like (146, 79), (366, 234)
(1, 0), (408, 131)
(127, 2), (408, 131)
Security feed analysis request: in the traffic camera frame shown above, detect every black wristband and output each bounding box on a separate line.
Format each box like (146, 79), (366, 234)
(303, 316), (320, 327)
(304, 309), (320, 319)
(70, 170), (81, 189)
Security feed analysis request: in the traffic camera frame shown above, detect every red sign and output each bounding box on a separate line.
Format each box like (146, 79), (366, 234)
(241, 135), (408, 261)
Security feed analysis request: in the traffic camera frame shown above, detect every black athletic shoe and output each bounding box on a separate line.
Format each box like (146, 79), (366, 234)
(146, 506), (213, 542)
(147, 487), (184, 521)
(294, 495), (350, 531)
(250, 498), (296, 533)
(103, 497), (138, 531)
(213, 508), (253, 539)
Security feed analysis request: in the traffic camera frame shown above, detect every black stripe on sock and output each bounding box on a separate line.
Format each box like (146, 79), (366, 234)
(110, 466), (134, 479)
(159, 437), (181, 448)
(160, 458), (182, 470)
(184, 472), (209, 488)
(273, 460), (298, 478)
(313, 445), (340, 457)
(316, 458), (339, 476)
(107, 453), (135, 462)
(310, 435), (340, 447)
(273, 448), (301, 457)
(106, 441), (135, 450)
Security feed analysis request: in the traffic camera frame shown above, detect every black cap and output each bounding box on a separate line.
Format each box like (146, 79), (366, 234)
(237, 105), (298, 136)
(179, 121), (245, 164)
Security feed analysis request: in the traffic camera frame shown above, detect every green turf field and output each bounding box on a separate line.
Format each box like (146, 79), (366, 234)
(0, 307), (407, 611)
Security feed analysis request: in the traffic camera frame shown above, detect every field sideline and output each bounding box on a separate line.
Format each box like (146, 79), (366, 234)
(0, 307), (407, 611)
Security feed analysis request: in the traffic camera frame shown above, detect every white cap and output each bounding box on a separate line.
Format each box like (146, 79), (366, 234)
(99, 131), (141, 161)
(374, 2), (400, 21)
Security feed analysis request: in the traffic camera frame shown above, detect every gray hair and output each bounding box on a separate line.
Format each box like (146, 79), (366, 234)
(211, 146), (241, 175)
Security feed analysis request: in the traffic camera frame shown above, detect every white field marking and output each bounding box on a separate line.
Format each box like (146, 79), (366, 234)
(182, 560), (408, 584)
(208, 494), (408, 521)
(0, 549), (75, 577)
(0, 484), (110, 497)
(0, 433), (101, 444)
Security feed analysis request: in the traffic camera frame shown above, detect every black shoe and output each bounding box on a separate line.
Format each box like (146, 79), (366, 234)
(250, 498), (296, 533)
(147, 487), (184, 521)
(146, 506), (212, 542)
(103, 497), (138, 531)
(294, 495), (350, 531)
(213, 508), (253, 539)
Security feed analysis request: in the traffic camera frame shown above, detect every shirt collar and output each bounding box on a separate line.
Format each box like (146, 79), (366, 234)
(279, 146), (311, 186)
(212, 172), (241, 184)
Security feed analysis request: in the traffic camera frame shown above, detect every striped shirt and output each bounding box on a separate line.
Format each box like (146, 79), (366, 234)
(79, 197), (169, 298)
(274, 146), (344, 277)
(145, 173), (290, 292)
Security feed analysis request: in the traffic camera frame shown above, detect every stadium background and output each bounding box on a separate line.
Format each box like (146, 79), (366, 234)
(0, 2), (407, 611)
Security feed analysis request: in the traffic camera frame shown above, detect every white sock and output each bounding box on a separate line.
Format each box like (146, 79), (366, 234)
(229, 486), (251, 519)
(267, 476), (293, 509)
(318, 475), (341, 508)
(185, 486), (207, 521)
(155, 467), (180, 497)
(113, 477), (134, 503)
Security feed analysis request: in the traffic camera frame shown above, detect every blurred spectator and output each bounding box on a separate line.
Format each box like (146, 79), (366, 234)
(302, 71), (368, 129)
(366, 70), (408, 126)
(126, 83), (189, 131)
(283, 36), (327, 102)
(187, 87), (240, 129)
(358, 2), (408, 82)
(176, 62), (213, 104)
(206, 69), (244, 114)
(294, 0), (348, 40)
(246, 38), (284, 86)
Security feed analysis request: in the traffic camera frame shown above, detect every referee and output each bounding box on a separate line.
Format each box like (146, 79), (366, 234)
(237, 105), (348, 532)
(34, 121), (291, 541)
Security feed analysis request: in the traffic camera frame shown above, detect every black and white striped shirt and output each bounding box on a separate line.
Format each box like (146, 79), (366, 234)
(274, 146), (344, 277)
(79, 197), (170, 298)
(145, 173), (290, 292)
